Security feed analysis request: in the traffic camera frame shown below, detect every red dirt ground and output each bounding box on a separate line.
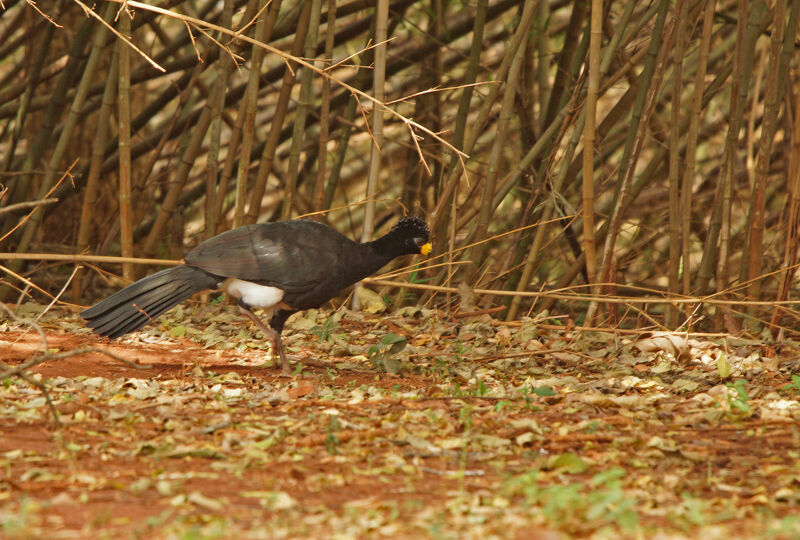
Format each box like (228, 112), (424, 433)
(3, 317), (800, 538)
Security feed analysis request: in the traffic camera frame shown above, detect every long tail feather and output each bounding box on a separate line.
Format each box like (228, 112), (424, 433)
(82, 266), (218, 338)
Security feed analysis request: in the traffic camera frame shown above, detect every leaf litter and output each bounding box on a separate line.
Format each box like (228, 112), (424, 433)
(0, 303), (799, 538)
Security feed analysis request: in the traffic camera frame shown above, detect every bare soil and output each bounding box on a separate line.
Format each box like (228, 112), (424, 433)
(2, 307), (800, 539)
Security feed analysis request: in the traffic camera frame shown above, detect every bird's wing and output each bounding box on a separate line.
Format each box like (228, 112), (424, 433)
(184, 221), (353, 295)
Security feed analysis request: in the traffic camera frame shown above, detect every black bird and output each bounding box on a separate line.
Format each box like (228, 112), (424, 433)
(82, 217), (431, 373)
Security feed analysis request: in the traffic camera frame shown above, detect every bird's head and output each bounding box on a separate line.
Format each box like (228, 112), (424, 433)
(390, 216), (432, 256)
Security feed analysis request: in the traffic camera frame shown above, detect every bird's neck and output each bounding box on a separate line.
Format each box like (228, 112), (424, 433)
(350, 233), (402, 280)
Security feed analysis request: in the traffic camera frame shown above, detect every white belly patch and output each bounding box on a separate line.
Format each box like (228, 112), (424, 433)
(220, 278), (285, 308)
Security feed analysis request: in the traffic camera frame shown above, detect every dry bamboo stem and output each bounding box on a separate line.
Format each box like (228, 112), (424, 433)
(282, 0), (322, 221)
(581, 0), (603, 322)
(231, 0), (280, 228)
(73, 51), (119, 301)
(352, 0), (390, 311)
(429, 0), (537, 234)
(745, 0), (786, 300)
(360, 0), (390, 244)
(245, 0), (311, 224)
(118, 9), (134, 282)
(9, 253), (800, 309)
(681, 0), (717, 296)
(467, 22), (528, 282)
(667, 0), (687, 327)
(204, 0), (233, 239)
(312, 0), (337, 216)
(769, 4), (800, 334)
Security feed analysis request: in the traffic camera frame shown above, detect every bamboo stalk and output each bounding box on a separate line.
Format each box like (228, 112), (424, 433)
(505, 95), (578, 321)
(745, 0), (787, 301)
(312, 0), (337, 217)
(542, 0), (587, 129)
(231, 0), (280, 229)
(467, 22), (529, 283)
(593, 0), (673, 319)
(682, 0), (717, 296)
(433, 0), (487, 258)
(281, 0), (322, 221)
(11, 7), (93, 257)
(667, 0), (687, 327)
(204, 0), (233, 238)
(581, 0), (604, 322)
(118, 8), (134, 282)
(429, 0), (537, 234)
(352, 0), (390, 311)
(769, 0), (800, 334)
(245, 0), (312, 224)
(771, 76), (800, 333)
(0, 10), (55, 185)
(360, 0), (390, 243)
(713, 0), (764, 296)
(72, 51), (119, 301)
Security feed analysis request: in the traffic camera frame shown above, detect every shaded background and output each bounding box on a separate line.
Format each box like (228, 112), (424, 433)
(1, 0), (798, 335)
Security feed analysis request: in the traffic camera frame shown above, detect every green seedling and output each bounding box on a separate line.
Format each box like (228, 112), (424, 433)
(726, 379), (751, 414)
(368, 333), (407, 374)
(310, 316), (338, 343)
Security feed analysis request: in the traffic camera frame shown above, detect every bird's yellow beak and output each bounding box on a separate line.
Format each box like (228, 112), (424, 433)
(420, 242), (432, 256)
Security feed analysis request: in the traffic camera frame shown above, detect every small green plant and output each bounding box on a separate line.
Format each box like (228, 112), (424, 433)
(368, 333), (407, 373)
(1, 497), (37, 538)
(426, 358), (451, 379)
(494, 400), (511, 414)
(397, 265), (430, 303)
(782, 374), (800, 395)
(668, 493), (711, 529)
(518, 386), (533, 409)
(502, 467), (638, 533)
(325, 415), (341, 455)
(310, 316), (338, 343)
(726, 379), (751, 414)
(473, 379), (489, 397)
(447, 383), (465, 397)
(516, 386), (545, 411)
(532, 386), (556, 397)
(452, 341), (472, 362)
(767, 515), (800, 537)
(458, 403), (473, 428)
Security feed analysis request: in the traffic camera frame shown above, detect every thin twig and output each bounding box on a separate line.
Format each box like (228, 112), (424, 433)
(71, 0), (165, 72)
(0, 159), (77, 245)
(37, 265), (80, 320)
(103, 0), (468, 162)
(0, 197), (58, 216)
(24, 0), (62, 27)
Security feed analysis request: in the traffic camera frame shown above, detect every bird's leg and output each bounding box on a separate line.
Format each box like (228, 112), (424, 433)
(239, 306), (290, 374)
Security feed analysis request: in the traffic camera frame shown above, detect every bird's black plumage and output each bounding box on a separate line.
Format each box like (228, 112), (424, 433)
(82, 217), (431, 373)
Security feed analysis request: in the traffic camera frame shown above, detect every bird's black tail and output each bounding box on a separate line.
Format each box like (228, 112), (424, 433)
(81, 265), (218, 338)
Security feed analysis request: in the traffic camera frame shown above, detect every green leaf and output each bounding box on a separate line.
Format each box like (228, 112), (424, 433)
(591, 467), (625, 486)
(548, 452), (588, 474)
(388, 341), (407, 355)
(533, 386), (556, 397)
(169, 325), (186, 338)
(381, 333), (406, 345)
(716, 352), (731, 379)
